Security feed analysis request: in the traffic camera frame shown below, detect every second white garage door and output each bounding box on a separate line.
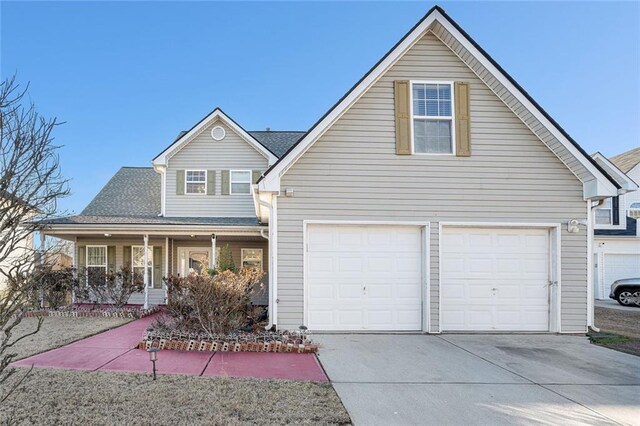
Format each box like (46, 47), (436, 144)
(306, 224), (424, 331)
(441, 227), (551, 332)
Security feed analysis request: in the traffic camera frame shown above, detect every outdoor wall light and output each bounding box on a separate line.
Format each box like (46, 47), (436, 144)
(148, 348), (159, 380)
(104, 233), (112, 237)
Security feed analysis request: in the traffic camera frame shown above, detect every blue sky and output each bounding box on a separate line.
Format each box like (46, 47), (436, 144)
(2, 1), (639, 215)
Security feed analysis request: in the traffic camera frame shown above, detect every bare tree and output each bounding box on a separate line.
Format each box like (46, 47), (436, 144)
(0, 75), (69, 402)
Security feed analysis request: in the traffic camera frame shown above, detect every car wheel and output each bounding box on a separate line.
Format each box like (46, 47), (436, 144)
(633, 291), (640, 307)
(617, 290), (635, 306)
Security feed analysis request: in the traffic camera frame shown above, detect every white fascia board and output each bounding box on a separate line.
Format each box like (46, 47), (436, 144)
(261, 12), (441, 192)
(42, 224), (266, 236)
(592, 152), (639, 194)
(152, 109), (277, 167)
(261, 9), (618, 199)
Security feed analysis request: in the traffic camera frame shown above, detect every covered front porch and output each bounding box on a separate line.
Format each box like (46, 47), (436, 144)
(41, 223), (269, 308)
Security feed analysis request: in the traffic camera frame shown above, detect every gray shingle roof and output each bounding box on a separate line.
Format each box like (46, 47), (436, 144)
(43, 215), (260, 226)
(610, 147), (640, 174)
(249, 131), (305, 158)
(82, 167), (161, 216)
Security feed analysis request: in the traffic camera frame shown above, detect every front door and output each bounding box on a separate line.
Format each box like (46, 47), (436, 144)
(177, 247), (212, 276)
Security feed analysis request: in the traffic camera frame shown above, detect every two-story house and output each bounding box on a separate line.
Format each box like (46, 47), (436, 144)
(42, 6), (624, 333)
(592, 148), (640, 301)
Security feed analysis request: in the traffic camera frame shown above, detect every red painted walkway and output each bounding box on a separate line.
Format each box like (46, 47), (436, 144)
(12, 316), (327, 382)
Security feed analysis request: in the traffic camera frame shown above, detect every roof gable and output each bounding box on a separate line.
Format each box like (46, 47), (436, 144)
(259, 6), (618, 199)
(153, 108), (277, 167)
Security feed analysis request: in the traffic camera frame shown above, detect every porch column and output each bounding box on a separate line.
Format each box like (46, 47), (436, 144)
(164, 237), (169, 304)
(143, 234), (149, 309)
(210, 234), (217, 270)
(39, 232), (45, 308)
(71, 236), (77, 303)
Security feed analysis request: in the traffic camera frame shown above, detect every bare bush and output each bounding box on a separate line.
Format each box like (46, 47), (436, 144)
(163, 268), (265, 336)
(31, 266), (77, 309)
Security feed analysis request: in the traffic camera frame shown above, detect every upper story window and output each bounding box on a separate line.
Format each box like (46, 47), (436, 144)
(230, 170), (251, 195)
(412, 82), (454, 154)
(595, 196), (620, 226)
(185, 170), (206, 194)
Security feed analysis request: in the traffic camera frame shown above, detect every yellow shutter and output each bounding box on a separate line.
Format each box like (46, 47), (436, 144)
(394, 80), (412, 155)
(455, 82), (471, 157)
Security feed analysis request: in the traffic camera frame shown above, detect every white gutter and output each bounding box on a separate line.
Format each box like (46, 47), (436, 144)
(587, 199), (606, 333)
(258, 196), (277, 330)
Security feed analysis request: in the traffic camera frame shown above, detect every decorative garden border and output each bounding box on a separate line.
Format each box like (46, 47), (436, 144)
(23, 305), (161, 319)
(139, 329), (318, 353)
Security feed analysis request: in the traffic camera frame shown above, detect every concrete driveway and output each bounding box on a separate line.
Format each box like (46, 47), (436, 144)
(596, 299), (640, 312)
(315, 334), (640, 425)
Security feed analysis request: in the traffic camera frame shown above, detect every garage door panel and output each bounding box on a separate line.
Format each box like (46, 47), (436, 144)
(603, 254), (640, 296)
(338, 257), (363, 273)
(307, 224), (423, 331)
(442, 227), (550, 332)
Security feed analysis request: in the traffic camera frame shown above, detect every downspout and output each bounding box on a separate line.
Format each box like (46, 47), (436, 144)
(258, 197), (276, 330)
(588, 199), (606, 333)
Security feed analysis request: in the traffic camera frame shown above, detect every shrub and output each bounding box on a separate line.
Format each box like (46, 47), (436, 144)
(86, 265), (144, 308)
(163, 268), (265, 336)
(30, 266), (78, 308)
(216, 244), (237, 273)
(72, 266), (144, 307)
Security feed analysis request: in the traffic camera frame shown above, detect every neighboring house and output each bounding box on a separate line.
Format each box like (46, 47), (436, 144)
(43, 6), (621, 333)
(0, 191), (36, 292)
(592, 148), (640, 300)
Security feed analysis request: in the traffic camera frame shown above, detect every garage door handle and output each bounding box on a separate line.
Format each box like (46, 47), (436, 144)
(362, 284), (366, 294)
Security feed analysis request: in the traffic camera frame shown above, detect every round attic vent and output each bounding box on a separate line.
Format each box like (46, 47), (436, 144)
(211, 126), (226, 141)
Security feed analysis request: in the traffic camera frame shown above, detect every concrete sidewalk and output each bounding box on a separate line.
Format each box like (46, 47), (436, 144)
(316, 334), (640, 425)
(13, 316), (327, 382)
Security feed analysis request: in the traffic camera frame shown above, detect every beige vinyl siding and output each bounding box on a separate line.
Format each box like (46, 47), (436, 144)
(276, 31), (588, 332)
(430, 22), (593, 183)
(165, 120), (268, 217)
(170, 238), (269, 275)
(76, 237), (167, 306)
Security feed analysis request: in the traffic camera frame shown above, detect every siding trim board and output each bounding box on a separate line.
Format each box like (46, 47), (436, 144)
(258, 7), (618, 198)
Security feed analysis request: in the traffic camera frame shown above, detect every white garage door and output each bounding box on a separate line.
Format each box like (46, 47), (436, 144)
(441, 227), (550, 331)
(602, 253), (640, 298)
(306, 224), (424, 331)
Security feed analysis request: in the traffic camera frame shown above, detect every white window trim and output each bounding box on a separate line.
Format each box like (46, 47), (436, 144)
(185, 169), (207, 195)
(594, 196), (627, 230)
(86, 245), (107, 286)
(409, 80), (456, 156)
(230, 169), (252, 195)
(241, 248), (263, 271)
(132, 245), (154, 288)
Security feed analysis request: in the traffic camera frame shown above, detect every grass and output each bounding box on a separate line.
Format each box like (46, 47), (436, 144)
(589, 332), (640, 357)
(1, 316), (351, 425)
(0, 368), (351, 425)
(6, 316), (131, 361)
